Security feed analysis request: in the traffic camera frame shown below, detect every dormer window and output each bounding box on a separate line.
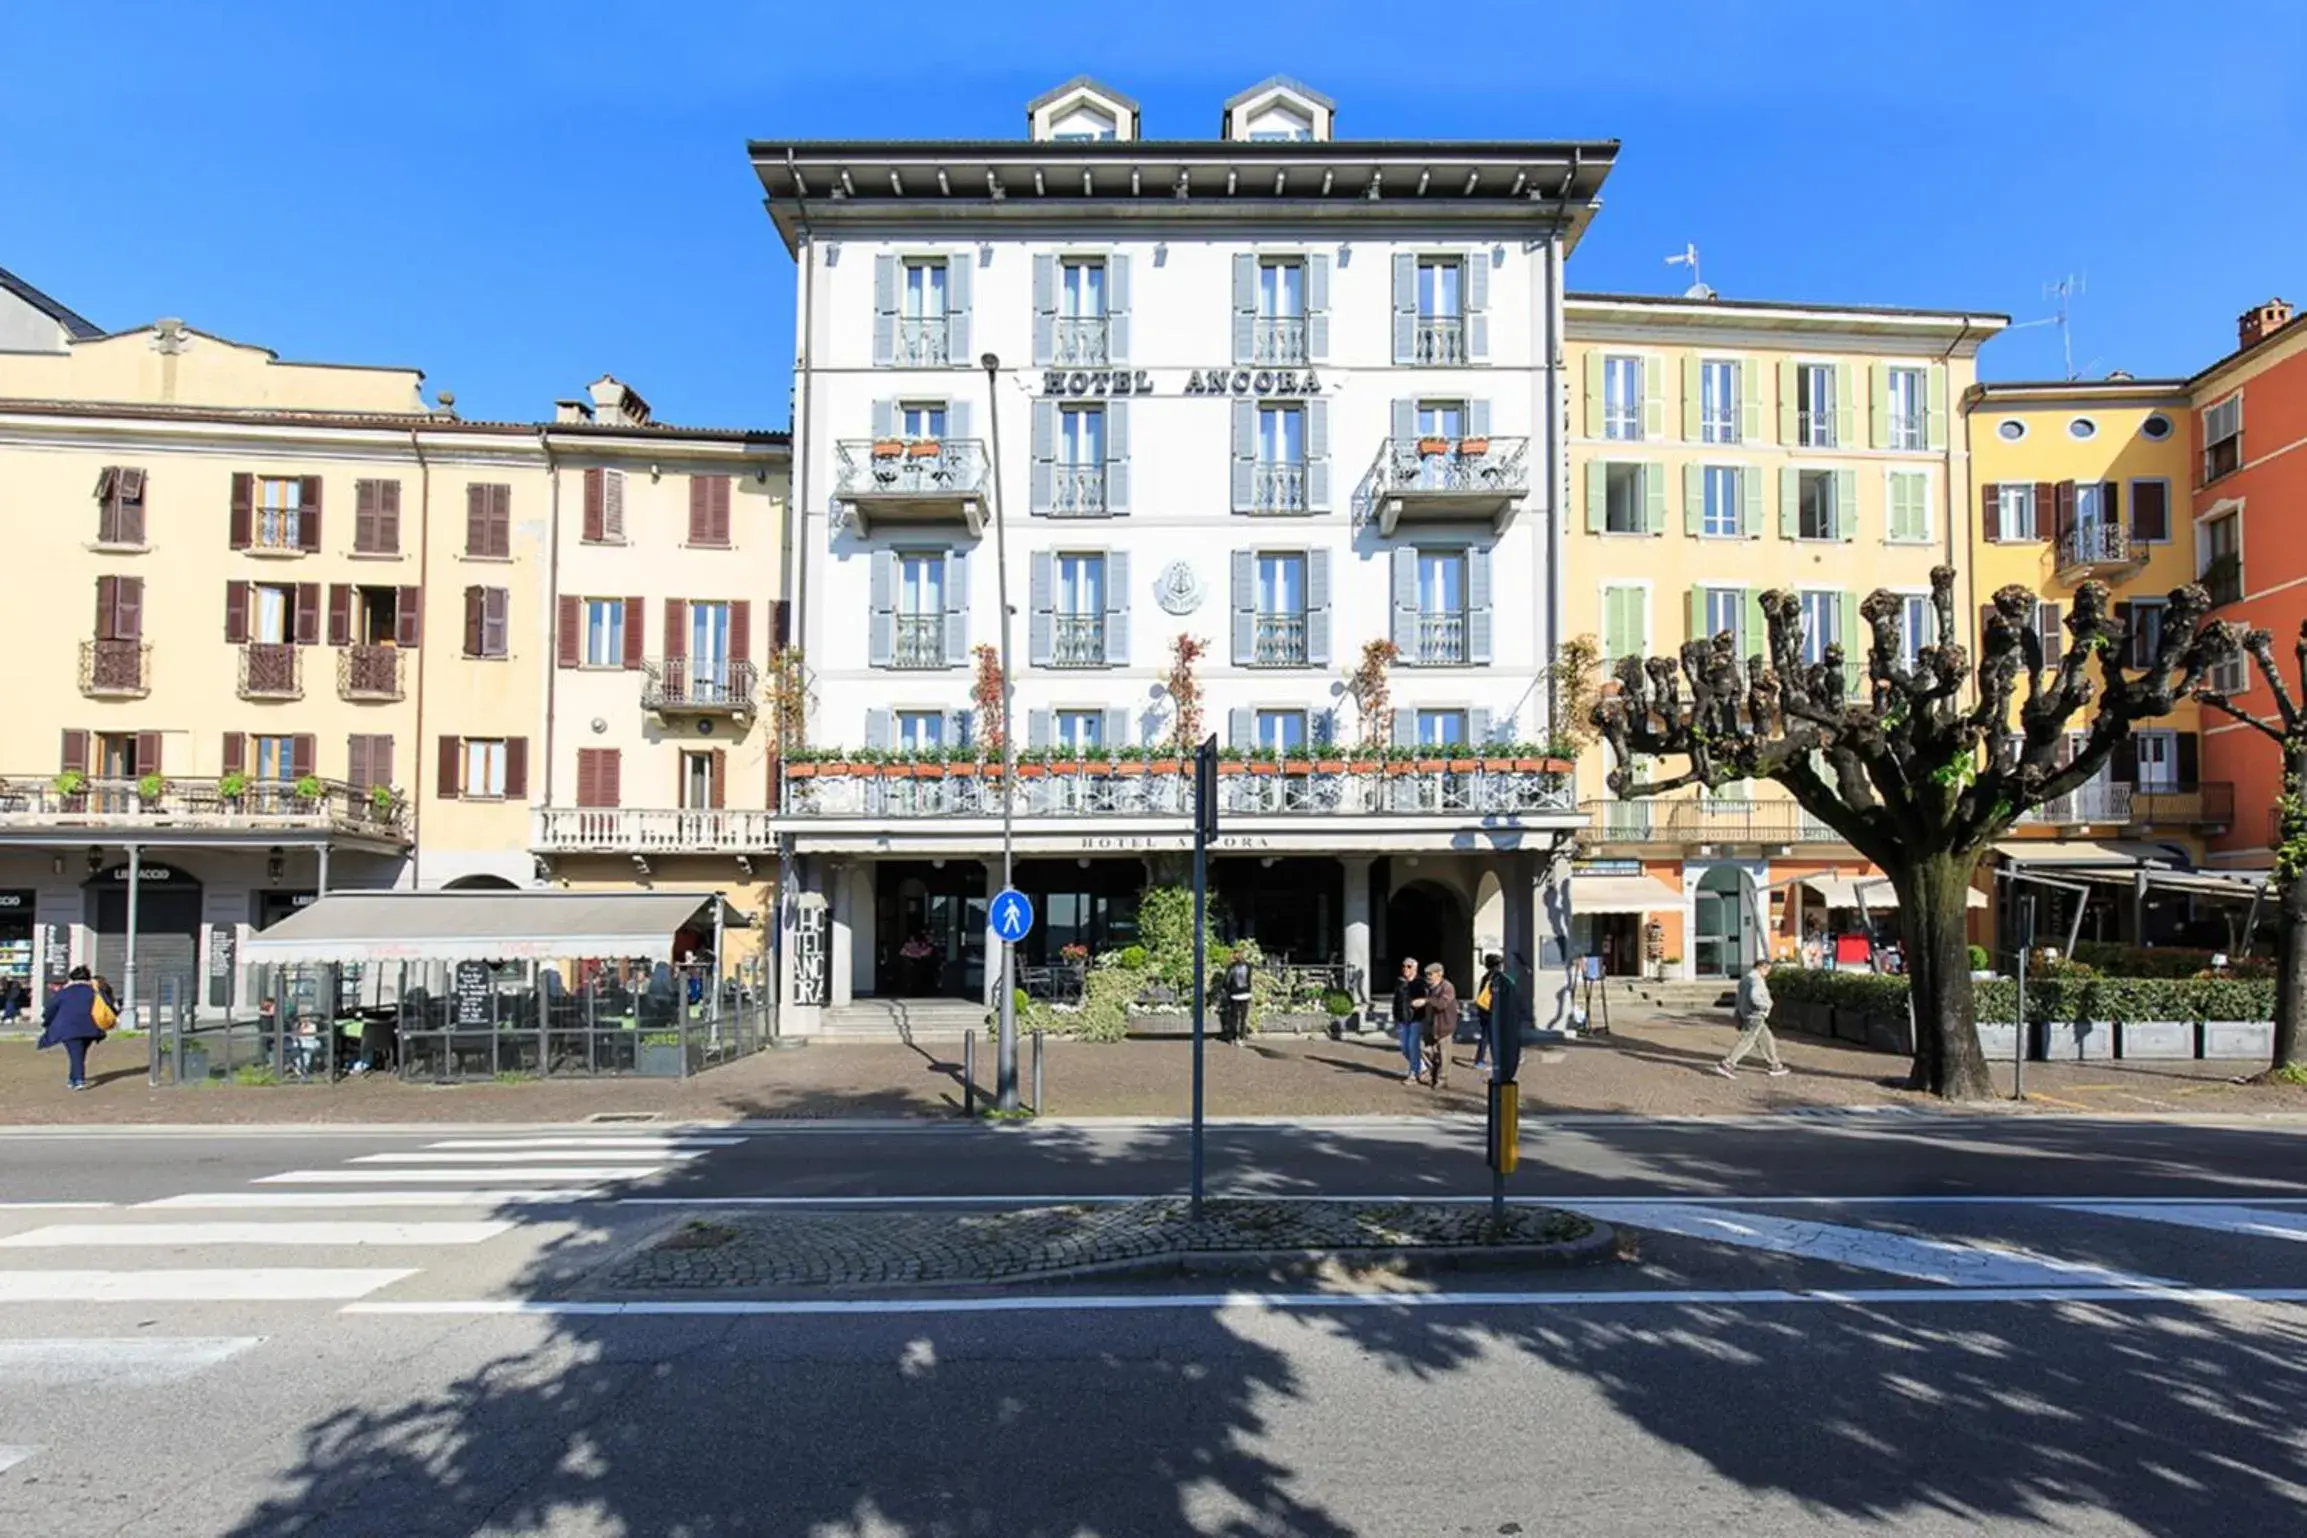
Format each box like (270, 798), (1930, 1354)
(1050, 105), (1116, 142)
(1027, 77), (1140, 142)
(1246, 104), (1313, 142)
(1221, 76), (1335, 142)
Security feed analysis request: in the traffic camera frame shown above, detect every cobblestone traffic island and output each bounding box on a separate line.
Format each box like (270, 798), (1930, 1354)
(594, 1200), (1605, 1292)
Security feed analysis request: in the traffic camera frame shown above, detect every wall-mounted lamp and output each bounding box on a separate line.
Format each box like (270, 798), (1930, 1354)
(51, 855), (65, 876)
(85, 846), (103, 878)
(266, 846), (285, 885)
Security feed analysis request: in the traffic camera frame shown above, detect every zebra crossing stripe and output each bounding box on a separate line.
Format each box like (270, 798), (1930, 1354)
(420, 1137), (746, 1150)
(0, 1222), (513, 1249)
(0, 1337), (263, 1386)
(256, 1168), (670, 1184)
(351, 1151), (705, 1165)
(0, 1269), (416, 1303)
(142, 1189), (603, 1209)
(2052, 1202), (2307, 1242)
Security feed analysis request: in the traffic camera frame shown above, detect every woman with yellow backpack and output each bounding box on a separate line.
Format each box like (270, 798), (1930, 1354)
(37, 965), (115, 1092)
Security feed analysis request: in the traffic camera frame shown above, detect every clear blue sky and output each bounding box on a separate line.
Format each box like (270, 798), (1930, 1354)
(4, 1), (2298, 428)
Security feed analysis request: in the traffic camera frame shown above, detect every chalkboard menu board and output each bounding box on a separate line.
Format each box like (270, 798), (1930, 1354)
(208, 925), (237, 1008)
(452, 961), (493, 1027)
(42, 925), (69, 986)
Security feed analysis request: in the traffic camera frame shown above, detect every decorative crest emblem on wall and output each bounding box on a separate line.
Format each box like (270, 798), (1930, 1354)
(1154, 561), (1204, 616)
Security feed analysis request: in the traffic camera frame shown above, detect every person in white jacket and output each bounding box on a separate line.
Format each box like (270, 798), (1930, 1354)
(1715, 956), (1791, 1078)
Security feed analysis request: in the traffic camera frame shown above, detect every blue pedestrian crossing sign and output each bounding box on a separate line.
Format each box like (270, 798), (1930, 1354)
(989, 888), (1035, 944)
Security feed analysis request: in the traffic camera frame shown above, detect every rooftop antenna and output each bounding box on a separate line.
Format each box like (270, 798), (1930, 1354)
(1666, 242), (1714, 300)
(2006, 274), (2086, 379)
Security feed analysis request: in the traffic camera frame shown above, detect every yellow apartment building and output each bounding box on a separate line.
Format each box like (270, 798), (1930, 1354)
(1964, 378), (2228, 948)
(1564, 291), (2004, 980)
(0, 279), (787, 1024)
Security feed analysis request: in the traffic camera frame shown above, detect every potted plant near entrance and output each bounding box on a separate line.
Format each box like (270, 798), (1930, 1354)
(637, 1031), (687, 1078)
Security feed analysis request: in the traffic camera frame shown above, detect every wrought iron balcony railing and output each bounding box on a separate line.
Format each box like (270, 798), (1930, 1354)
(1581, 798), (1846, 846)
(0, 775), (407, 839)
(2201, 552), (2243, 608)
(78, 639), (150, 699)
(1051, 614), (1107, 667)
(1252, 613), (1308, 666)
(2027, 782), (2234, 829)
(1051, 317), (1109, 366)
(1252, 316), (1307, 364)
(894, 316), (952, 366)
(533, 806), (776, 854)
(2056, 525), (2142, 576)
(1051, 464), (1106, 516)
(238, 643), (302, 701)
(891, 615), (945, 670)
(1414, 317), (1465, 365)
(1250, 460), (1307, 515)
(336, 644), (404, 702)
(833, 438), (991, 525)
(1416, 613), (1467, 665)
(641, 657), (759, 713)
(1370, 437), (1531, 498)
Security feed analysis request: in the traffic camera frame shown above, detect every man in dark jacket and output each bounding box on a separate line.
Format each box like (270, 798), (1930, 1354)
(37, 966), (108, 1091)
(1391, 957), (1429, 1085)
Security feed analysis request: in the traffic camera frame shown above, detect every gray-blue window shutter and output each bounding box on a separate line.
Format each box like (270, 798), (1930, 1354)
(945, 254), (972, 361)
(1306, 547), (1332, 667)
(1103, 549), (1130, 664)
(871, 398), (897, 439)
(1103, 706), (1130, 749)
(947, 399), (972, 447)
(1104, 400), (1129, 514)
(1466, 251), (1491, 362)
(1230, 549), (1254, 665)
(1390, 546), (1418, 655)
(1030, 399), (1056, 514)
(1391, 254), (1416, 365)
(1391, 707), (1414, 748)
(1470, 707), (1492, 747)
(1469, 398), (1492, 439)
(872, 256), (897, 367)
(1032, 254), (1057, 366)
(1306, 399), (1331, 512)
(1028, 551), (1054, 666)
(943, 709), (969, 747)
(943, 547), (970, 665)
(868, 550), (895, 667)
(1027, 710), (1052, 751)
(1229, 707), (1254, 749)
(1467, 546), (1493, 666)
(1307, 254), (1331, 362)
(1392, 398), (1416, 445)
(1313, 708), (1337, 747)
(1108, 254), (1131, 365)
(1232, 253), (1257, 364)
(1230, 400), (1256, 512)
(865, 708), (892, 750)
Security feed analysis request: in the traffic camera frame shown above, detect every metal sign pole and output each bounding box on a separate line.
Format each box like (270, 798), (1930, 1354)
(983, 352), (1020, 1113)
(1191, 734), (1216, 1221)
(2014, 896), (2033, 1101)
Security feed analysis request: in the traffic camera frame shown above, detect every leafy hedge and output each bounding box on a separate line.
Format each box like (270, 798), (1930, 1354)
(2070, 942), (2276, 981)
(1767, 966), (2272, 1023)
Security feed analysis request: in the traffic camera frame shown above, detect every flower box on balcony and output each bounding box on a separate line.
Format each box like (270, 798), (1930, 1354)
(1314, 758), (1348, 774)
(783, 761), (821, 779)
(1448, 758), (1478, 773)
(1416, 436), (1451, 457)
(1415, 758), (1450, 774)
(1148, 759), (1181, 775)
(1248, 761), (1279, 777)
(1457, 436), (1491, 457)
(1216, 761), (1246, 776)
(904, 440), (943, 460)
(1284, 759), (1315, 775)
(948, 761), (981, 777)
(870, 439), (907, 459)
(1112, 761), (1146, 778)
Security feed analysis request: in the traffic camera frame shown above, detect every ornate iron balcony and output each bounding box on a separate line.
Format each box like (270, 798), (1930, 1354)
(337, 644), (404, 702)
(2056, 525), (2141, 578)
(1250, 460), (1307, 515)
(0, 775), (406, 840)
(1051, 464), (1106, 516)
(891, 615), (945, 670)
(1253, 317), (1307, 364)
(1416, 614), (1467, 665)
(1051, 317), (1109, 366)
(2201, 551), (2243, 608)
(895, 316), (951, 366)
(642, 657), (760, 714)
(238, 643), (302, 701)
(79, 640), (150, 699)
(1253, 613), (1308, 666)
(1051, 614), (1106, 667)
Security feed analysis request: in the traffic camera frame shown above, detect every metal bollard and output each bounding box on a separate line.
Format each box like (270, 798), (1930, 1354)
(964, 1029), (976, 1118)
(1032, 1027), (1044, 1115)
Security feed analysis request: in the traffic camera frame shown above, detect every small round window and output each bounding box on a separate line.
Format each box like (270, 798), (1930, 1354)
(2069, 417), (2098, 440)
(1997, 419), (2027, 441)
(2142, 413), (2173, 440)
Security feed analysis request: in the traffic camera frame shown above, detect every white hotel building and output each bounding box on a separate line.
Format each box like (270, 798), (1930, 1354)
(752, 77), (1617, 1031)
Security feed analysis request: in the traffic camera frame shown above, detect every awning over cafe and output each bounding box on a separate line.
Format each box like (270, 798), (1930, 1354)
(240, 890), (743, 966)
(1799, 876), (1987, 910)
(1572, 874), (1685, 913)
(1990, 839), (2184, 868)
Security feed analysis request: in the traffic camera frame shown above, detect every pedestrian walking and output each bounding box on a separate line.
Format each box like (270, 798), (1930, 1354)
(1219, 950), (1255, 1041)
(36, 965), (113, 1091)
(1422, 962), (1459, 1089)
(1715, 955), (1791, 1078)
(1471, 952), (1512, 1075)
(1391, 956), (1429, 1085)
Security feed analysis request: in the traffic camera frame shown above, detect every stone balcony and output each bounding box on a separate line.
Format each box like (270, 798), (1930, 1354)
(1360, 436), (1530, 534)
(833, 439), (990, 536)
(533, 807), (775, 860)
(0, 775), (408, 847)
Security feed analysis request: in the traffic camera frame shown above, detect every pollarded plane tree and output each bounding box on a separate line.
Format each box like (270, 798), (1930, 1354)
(1593, 565), (2235, 1099)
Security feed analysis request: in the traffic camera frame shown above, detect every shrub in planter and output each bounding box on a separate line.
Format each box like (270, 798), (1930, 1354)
(218, 770), (249, 800)
(1967, 944), (1991, 972)
(1321, 988), (1356, 1018)
(137, 772), (168, 801)
(293, 774), (326, 802)
(53, 769), (87, 798)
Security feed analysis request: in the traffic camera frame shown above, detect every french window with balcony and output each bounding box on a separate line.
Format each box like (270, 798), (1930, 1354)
(1415, 258), (1464, 364)
(1797, 364), (1838, 448)
(1885, 366), (1927, 450)
(1798, 590), (1842, 666)
(1416, 709), (1470, 751)
(2203, 395), (2242, 483)
(94, 467), (147, 546)
(1602, 356), (1644, 442)
(895, 711), (946, 752)
(1603, 463), (1648, 534)
(1694, 585), (1744, 653)
(1052, 553), (1107, 666)
(1255, 710), (1309, 754)
(1057, 259), (1106, 364)
(1899, 593), (1937, 667)
(885, 552), (949, 670)
(1056, 710), (1104, 753)
(1255, 259), (1306, 364)
(1700, 360), (1741, 444)
(253, 734), (298, 785)
(1058, 406), (1105, 515)
(254, 477), (303, 551)
(1796, 470), (1841, 540)
(1701, 465), (1742, 537)
(1415, 551), (1467, 665)
(1253, 553), (1308, 666)
(901, 259), (949, 366)
(680, 749), (725, 810)
(1255, 405), (1306, 513)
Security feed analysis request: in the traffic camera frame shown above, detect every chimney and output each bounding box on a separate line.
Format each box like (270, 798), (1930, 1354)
(586, 374), (652, 428)
(554, 399), (595, 424)
(2240, 298), (2295, 350)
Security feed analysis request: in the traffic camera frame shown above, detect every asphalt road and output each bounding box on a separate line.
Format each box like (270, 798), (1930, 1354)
(4, 1117), (2306, 1536)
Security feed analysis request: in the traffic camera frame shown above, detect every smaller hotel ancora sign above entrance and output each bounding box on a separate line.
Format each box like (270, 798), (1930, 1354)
(1040, 368), (1326, 399)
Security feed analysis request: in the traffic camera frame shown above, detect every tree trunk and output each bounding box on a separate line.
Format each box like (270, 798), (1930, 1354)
(2266, 747), (2307, 1080)
(1896, 850), (1995, 1100)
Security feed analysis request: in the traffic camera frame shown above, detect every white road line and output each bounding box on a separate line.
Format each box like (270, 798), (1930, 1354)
(0, 1268), (416, 1303)
(344, 1285), (2307, 1319)
(0, 1221), (512, 1249)
(0, 1337), (264, 1386)
(0, 1201), (116, 1211)
(609, 1192), (2307, 1210)
(1554, 1201), (2174, 1289)
(421, 1137), (746, 1150)
(256, 1168), (669, 1184)
(351, 1151), (704, 1165)
(2054, 1202), (2307, 1242)
(0, 1445), (36, 1475)
(142, 1189), (604, 1210)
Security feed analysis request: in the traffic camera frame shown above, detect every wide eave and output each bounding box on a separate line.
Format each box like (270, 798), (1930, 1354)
(749, 138), (1619, 254)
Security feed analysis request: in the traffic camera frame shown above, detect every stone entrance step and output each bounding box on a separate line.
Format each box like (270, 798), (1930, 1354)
(814, 999), (987, 1041)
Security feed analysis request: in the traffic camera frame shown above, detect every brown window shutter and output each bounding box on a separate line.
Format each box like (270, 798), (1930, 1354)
(225, 580), (251, 644)
(664, 598), (687, 663)
(2038, 601), (2063, 668)
(438, 735), (462, 799)
(2035, 481), (2058, 545)
(290, 733), (315, 780)
(61, 729), (88, 774)
(2103, 480), (2120, 531)
(464, 587), (486, 657)
(396, 586), (423, 648)
(354, 480), (378, 553)
(294, 583), (322, 645)
(2113, 735), (2137, 785)
(2052, 481), (2078, 544)
(297, 477), (322, 551)
(557, 595), (581, 668)
(583, 468), (605, 542)
(602, 748), (620, 808)
(1980, 485), (2001, 543)
(483, 587), (508, 657)
(377, 480), (401, 553)
(2177, 731), (2199, 785)
(136, 731), (162, 774)
(2114, 602), (2136, 665)
(729, 600), (751, 666)
(327, 584), (353, 647)
(623, 597), (646, 670)
(119, 473), (145, 546)
(116, 577), (143, 642)
(771, 598), (791, 648)
(503, 737), (529, 800)
(372, 734), (395, 790)
(222, 732), (245, 774)
(490, 485), (512, 557)
(95, 575), (118, 638)
(710, 748), (726, 808)
(465, 484), (487, 555)
(2133, 480), (2169, 542)
(714, 477), (733, 545)
(575, 749), (597, 808)
(688, 477), (709, 544)
(347, 734), (370, 792)
(230, 472), (253, 549)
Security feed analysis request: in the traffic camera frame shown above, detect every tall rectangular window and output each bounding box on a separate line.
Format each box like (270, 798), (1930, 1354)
(1602, 356), (1643, 442)
(1702, 465), (1741, 537)
(2204, 395), (2243, 483)
(1417, 550), (1467, 665)
(893, 552), (945, 668)
(1054, 553), (1106, 666)
(1255, 710), (1308, 754)
(1417, 709), (1469, 749)
(1700, 359), (1740, 444)
(2129, 597), (2167, 669)
(1886, 366), (1927, 450)
(2133, 731), (2179, 792)
(1056, 405), (1105, 515)
(1701, 587), (1744, 652)
(1056, 259), (1107, 366)
(1254, 405), (1306, 513)
(462, 739), (508, 800)
(678, 750), (716, 810)
(1998, 483), (2039, 541)
(1253, 552), (1307, 665)
(254, 734), (296, 783)
(1799, 591), (1838, 665)
(1604, 464), (1646, 534)
(583, 599), (625, 668)
(689, 600), (731, 692)
(900, 401), (947, 441)
(1899, 594), (1937, 667)
(1056, 710), (1104, 752)
(252, 583), (293, 645)
(1415, 258), (1464, 364)
(1255, 259), (1307, 364)
(1798, 364), (1837, 448)
(1798, 470), (1837, 540)
(1601, 585), (1648, 667)
(899, 260), (948, 366)
(895, 711), (944, 752)
(1887, 470), (1930, 542)
(254, 477), (303, 551)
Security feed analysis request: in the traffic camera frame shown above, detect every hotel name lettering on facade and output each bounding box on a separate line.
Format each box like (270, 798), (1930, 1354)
(1038, 369), (1326, 399)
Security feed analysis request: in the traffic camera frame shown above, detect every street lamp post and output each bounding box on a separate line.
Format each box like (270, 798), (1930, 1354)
(981, 352), (1020, 1112)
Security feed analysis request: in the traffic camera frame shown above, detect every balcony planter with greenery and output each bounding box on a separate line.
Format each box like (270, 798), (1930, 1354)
(293, 774), (326, 803)
(904, 439), (943, 460)
(1457, 436), (1491, 457)
(783, 760), (821, 779)
(370, 784), (399, 820)
(1416, 435), (1451, 457)
(1447, 757), (1479, 773)
(137, 772), (168, 802)
(870, 438), (907, 459)
(1248, 758), (1279, 777)
(218, 770), (249, 802)
(53, 769), (87, 798)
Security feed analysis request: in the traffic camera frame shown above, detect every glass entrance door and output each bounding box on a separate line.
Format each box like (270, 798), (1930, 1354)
(1693, 867), (1749, 978)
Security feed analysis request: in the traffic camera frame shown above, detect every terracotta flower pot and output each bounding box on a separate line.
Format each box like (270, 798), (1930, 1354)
(1416, 436), (1450, 456)
(871, 439), (906, 459)
(1148, 760), (1182, 776)
(1249, 762), (1278, 777)
(1448, 758), (1478, 773)
(784, 762), (820, 780)
(1415, 758), (1448, 774)
(1314, 759), (1347, 774)
(1217, 762), (1246, 776)
(905, 440), (943, 460)
(1284, 760), (1315, 775)
(949, 761), (981, 777)
(1457, 436), (1491, 456)
(1114, 762), (1147, 778)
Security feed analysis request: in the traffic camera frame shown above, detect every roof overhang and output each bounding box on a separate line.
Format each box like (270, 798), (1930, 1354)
(1566, 292), (2008, 355)
(750, 139), (1619, 255)
(240, 889), (747, 966)
(1966, 378), (2190, 410)
(1990, 839), (2187, 868)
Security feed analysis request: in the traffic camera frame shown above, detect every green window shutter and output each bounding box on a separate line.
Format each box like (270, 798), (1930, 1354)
(1585, 460), (1606, 533)
(1743, 588), (1766, 658)
(1643, 359), (1665, 440)
(1927, 364), (1949, 451)
(1837, 590), (1861, 662)
(1643, 462), (1666, 534)
(1741, 357), (1763, 443)
(1631, 587), (1649, 656)
(1684, 462), (1704, 536)
(1741, 464), (1763, 539)
(1583, 353), (1604, 438)
(1602, 587), (1626, 659)
(1776, 359), (1798, 445)
(1894, 472), (1928, 540)
(1682, 355), (1702, 441)
(1779, 465), (1798, 538)
(1869, 363), (1890, 450)
(1836, 363), (1857, 449)
(1835, 468), (1858, 541)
